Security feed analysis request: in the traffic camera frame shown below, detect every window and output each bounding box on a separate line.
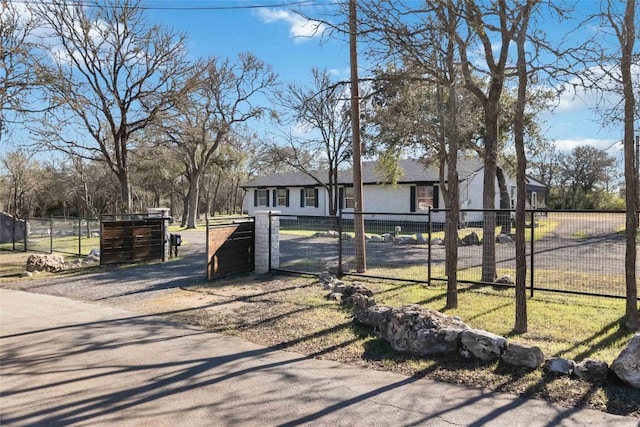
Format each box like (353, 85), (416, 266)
(416, 185), (433, 211)
(344, 186), (354, 209)
(300, 187), (319, 208)
(304, 188), (316, 207)
(255, 189), (268, 207)
(410, 185), (438, 212)
(277, 188), (289, 207)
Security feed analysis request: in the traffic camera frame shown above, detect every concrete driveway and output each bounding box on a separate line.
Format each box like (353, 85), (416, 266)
(1, 288), (637, 427)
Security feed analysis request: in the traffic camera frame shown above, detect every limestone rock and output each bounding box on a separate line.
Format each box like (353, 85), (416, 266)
(574, 358), (609, 382)
(611, 333), (640, 388)
(378, 305), (468, 356)
(399, 236), (417, 245)
(25, 254), (66, 272)
(496, 233), (513, 243)
(460, 232), (480, 246)
(494, 275), (515, 285)
(344, 293), (376, 312)
(460, 329), (506, 361)
(545, 357), (575, 375)
(355, 305), (392, 329)
(501, 342), (544, 369)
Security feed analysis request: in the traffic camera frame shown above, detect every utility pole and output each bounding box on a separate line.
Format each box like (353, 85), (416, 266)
(349, 0), (366, 273)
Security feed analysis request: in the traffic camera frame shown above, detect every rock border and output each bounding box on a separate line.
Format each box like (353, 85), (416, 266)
(318, 272), (639, 389)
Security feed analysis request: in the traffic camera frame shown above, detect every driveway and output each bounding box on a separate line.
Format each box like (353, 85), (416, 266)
(1, 288), (636, 427)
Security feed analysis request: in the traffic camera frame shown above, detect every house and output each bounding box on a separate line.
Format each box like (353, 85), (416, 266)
(241, 158), (547, 223)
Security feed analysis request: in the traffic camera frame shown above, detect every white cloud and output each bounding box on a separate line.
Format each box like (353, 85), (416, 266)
(257, 9), (326, 42)
(553, 137), (620, 152)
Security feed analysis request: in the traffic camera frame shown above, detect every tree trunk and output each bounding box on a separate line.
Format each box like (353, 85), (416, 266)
(496, 166), (512, 234)
(481, 103), (499, 283)
(513, 1), (532, 333)
(186, 171), (201, 229)
(620, 0), (639, 330)
(118, 171), (132, 213)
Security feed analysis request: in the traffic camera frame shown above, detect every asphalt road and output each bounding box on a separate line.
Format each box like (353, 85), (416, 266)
(2, 288), (638, 427)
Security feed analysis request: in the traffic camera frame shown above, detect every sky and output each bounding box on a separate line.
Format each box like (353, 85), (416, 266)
(2, 0), (635, 162)
(138, 0), (632, 157)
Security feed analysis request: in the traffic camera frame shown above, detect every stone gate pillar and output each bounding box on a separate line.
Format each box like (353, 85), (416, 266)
(254, 211), (279, 274)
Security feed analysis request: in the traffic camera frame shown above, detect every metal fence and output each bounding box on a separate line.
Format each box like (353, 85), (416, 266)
(0, 216), (100, 256)
(271, 209), (639, 300)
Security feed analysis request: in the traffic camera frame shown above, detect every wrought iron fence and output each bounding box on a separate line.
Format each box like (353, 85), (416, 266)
(0, 216), (100, 256)
(270, 209), (639, 300)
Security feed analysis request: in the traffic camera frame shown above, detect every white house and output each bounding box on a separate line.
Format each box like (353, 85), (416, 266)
(241, 158), (547, 223)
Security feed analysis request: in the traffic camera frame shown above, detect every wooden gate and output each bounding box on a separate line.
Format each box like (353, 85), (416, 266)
(101, 215), (166, 265)
(207, 218), (255, 279)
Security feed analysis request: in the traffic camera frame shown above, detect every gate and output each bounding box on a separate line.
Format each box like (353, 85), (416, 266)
(101, 214), (166, 265)
(207, 217), (255, 279)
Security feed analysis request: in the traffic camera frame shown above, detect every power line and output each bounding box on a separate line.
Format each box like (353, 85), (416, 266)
(7, 0), (330, 11)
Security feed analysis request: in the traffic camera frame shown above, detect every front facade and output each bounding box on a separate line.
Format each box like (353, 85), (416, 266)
(241, 159), (547, 222)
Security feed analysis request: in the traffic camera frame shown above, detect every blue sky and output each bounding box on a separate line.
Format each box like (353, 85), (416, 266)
(140, 0), (632, 158)
(1, 0), (633, 162)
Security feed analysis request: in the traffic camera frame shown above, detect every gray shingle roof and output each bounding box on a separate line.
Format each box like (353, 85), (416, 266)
(242, 158), (485, 188)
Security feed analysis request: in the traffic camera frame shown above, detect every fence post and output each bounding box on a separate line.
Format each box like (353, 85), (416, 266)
(255, 210), (279, 274)
(427, 206), (432, 285)
(78, 218), (82, 256)
(530, 210), (535, 298)
(268, 212), (272, 271)
(48, 217), (53, 254)
(338, 210), (343, 278)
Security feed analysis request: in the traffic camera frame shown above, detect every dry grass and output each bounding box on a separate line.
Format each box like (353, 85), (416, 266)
(167, 274), (639, 418)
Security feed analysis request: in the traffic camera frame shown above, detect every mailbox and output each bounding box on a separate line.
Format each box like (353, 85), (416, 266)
(170, 233), (181, 246)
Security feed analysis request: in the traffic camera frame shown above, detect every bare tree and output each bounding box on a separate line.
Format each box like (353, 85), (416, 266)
(270, 68), (352, 217)
(1, 149), (37, 217)
(0, 0), (42, 143)
(160, 53), (277, 228)
(33, 0), (193, 212)
(585, 0), (639, 329)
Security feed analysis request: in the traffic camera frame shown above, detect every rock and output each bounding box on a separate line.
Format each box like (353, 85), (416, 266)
(355, 305), (392, 328)
(341, 232), (353, 240)
(318, 271), (333, 284)
(494, 275), (514, 285)
(373, 305), (469, 356)
(328, 293), (343, 302)
(326, 230), (339, 237)
(381, 233), (393, 243)
(611, 333), (640, 388)
(25, 254), (66, 272)
(399, 236), (417, 245)
(21, 271), (32, 277)
(91, 231), (100, 238)
(501, 342), (545, 369)
(460, 329), (506, 361)
(344, 293), (376, 312)
(84, 254), (100, 263)
(496, 233), (513, 243)
(460, 232), (480, 246)
(332, 281), (347, 294)
(341, 283), (374, 298)
(90, 248), (100, 257)
(431, 238), (444, 245)
(369, 235), (383, 243)
(545, 357), (575, 375)
(574, 358), (609, 382)
(416, 233), (426, 244)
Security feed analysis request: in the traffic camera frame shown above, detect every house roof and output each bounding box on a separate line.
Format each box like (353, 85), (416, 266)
(242, 158), (485, 188)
